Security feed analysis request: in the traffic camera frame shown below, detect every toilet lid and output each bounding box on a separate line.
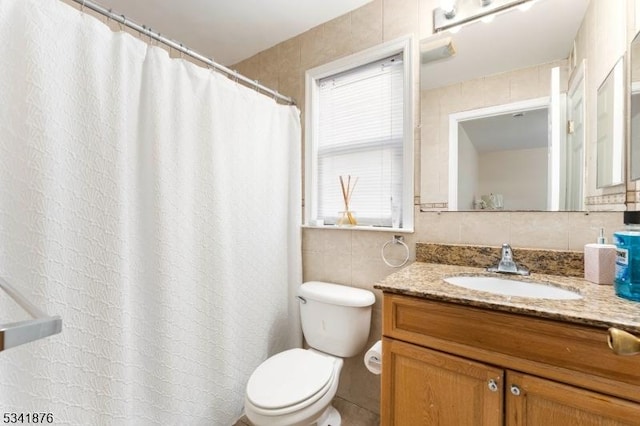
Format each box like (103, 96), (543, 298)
(246, 348), (335, 410)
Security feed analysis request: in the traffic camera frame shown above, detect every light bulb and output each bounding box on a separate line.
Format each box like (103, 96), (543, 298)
(440, 0), (457, 18)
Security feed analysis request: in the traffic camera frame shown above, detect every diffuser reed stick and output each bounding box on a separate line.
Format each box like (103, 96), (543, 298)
(338, 175), (358, 226)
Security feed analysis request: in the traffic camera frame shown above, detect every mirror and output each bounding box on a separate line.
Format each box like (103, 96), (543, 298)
(451, 100), (551, 211)
(631, 32), (640, 181)
(596, 56), (625, 188)
(419, 0), (591, 211)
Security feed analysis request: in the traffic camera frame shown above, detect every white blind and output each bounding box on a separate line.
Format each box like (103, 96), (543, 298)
(316, 54), (404, 227)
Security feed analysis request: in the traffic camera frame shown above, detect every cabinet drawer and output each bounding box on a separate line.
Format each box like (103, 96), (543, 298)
(383, 293), (640, 403)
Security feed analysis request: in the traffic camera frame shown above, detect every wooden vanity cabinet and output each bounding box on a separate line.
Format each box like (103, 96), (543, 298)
(381, 293), (640, 426)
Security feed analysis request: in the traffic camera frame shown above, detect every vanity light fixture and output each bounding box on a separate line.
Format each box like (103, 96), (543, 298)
(440, 0), (457, 19)
(434, 0), (534, 32)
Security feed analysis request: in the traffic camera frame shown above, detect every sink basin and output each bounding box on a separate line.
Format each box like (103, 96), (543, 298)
(444, 276), (582, 300)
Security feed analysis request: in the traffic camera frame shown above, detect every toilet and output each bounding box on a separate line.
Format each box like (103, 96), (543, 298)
(244, 281), (375, 426)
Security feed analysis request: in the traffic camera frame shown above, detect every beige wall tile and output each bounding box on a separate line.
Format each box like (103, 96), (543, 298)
(352, 231), (390, 260)
(257, 46), (280, 90)
(414, 212), (461, 243)
(439, 83), (464, 113)
(509, 66), (540, 101)
(566, 211), (624, 250)
(482, 74), (511, 107)
(234, 53), (260, 81)
(324, 13), (353, 60)
(420, 113), (440, 147)
(420, 145), (441, 203)
(459, 212), (511, 246)
(278, 36), (302, 71)
(302, 250), (325, 281)
(279, 70), (303, 107)
(351, 0), (384, 52)
(302, 228), (325, 253)
(509, 212), (570, 250)
(300, 26), (332, 70)
(321, 252), (353, 284)
(383, 0), (419, 41)
(459, 78), (485, 111)
(322, 229), (353, 255)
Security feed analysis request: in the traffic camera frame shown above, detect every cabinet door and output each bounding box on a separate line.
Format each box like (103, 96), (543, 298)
(381, 337), (503, 426)
(506, 371), (640, 426)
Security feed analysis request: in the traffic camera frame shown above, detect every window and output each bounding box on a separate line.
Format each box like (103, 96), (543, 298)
(305, 37), (413, 230)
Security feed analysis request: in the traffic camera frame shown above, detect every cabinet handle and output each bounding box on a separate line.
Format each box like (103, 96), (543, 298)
(487, 379), (499, 392)
(510, 384), (521, 396)
(607, 327), (640, 356)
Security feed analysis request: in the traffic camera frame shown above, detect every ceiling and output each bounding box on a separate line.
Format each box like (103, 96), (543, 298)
(421, 0), (590, 90)
(460, 107), (549, 153)
(96, 0), (373, 66)
(91, 0), (589, 81)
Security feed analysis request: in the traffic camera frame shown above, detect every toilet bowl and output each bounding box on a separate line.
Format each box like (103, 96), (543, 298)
(244, 281), (375, 426)
(244, 348), (343, 426)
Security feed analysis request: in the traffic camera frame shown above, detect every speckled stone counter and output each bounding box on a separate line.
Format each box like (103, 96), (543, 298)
(416, 243), (584, 277)
(374, 262), (640, 333)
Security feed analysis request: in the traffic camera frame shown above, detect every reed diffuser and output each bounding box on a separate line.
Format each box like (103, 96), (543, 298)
(337, 175), (358, 226)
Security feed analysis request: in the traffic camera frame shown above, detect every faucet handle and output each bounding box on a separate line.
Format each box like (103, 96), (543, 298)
(489, 243), (530, 276)
(501, 244), (513, 261)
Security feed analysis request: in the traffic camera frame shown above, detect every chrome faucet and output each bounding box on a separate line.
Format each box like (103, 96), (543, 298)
(487, 243), (530, 276)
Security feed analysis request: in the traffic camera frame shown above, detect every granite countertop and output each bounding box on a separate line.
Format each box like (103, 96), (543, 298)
(374, 262), (640, 333)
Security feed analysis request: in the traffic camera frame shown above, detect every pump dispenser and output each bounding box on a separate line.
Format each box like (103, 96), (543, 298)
(584, 228), (616, 285)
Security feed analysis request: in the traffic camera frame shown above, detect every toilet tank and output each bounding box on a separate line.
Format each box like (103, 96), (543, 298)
(298, 281), (375, 358)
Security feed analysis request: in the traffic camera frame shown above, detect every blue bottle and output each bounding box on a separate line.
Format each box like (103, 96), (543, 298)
(614, 211), (640, 302)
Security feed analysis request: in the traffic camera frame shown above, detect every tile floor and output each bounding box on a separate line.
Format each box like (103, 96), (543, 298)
(233, 397), (380, 426)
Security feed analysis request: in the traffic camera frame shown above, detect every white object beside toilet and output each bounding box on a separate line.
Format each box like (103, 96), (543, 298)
(244, 281), (375, 426)
(363, 340), (382, 375)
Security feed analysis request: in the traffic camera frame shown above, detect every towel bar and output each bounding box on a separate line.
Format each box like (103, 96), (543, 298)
(0, 276), (62, 352)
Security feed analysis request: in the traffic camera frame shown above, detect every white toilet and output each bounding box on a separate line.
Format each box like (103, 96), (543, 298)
(244, 281), (375, 426)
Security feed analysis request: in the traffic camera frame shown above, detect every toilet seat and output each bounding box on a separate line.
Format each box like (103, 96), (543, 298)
(246, 348), (335, 413)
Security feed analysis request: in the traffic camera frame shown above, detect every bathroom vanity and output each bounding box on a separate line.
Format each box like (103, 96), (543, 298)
(375, 262), (640, 425)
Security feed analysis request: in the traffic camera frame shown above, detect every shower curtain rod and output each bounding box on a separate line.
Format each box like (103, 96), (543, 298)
(70, 0), (295, 105)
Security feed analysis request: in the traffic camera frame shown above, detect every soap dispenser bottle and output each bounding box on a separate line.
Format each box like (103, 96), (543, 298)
(614, 211), (640, 301)
(584, 228), (616, 285)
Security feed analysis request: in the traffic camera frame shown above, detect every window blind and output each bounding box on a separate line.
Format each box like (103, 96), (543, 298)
(316, 54), (404, 227)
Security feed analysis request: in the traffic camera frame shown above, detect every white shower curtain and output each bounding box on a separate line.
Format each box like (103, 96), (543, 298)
(0, 0), (302, 424)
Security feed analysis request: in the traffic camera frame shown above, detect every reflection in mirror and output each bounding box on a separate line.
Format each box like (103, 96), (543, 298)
(631, 32), (640, 181)
(420, 0), (590, 211)
(596, 57), (624, 188)
(451, 99), (550, 211)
